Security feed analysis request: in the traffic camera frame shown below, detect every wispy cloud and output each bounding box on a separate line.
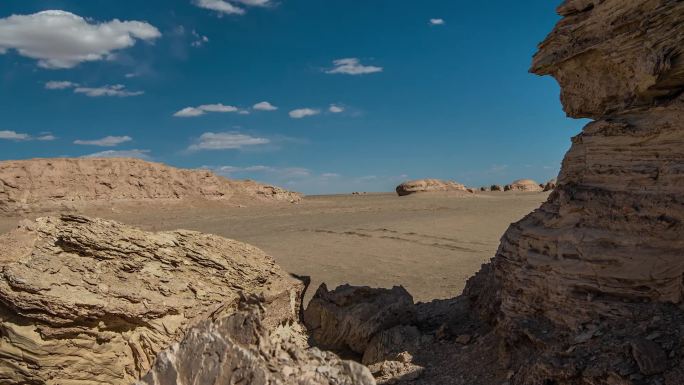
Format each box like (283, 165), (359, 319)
(0, 10), (160, 69)
(74, 135), (132, 147)
(74, 85), (144, 97)
(191, 30), (209, 47)
(329, 104), (344, 113)
(46, 81), (143, 97)
(45, 81), (77, 90)
(289, 108), (320, 119)
(193, 0), (273, 16)
(325, 58), (383, 75)
(188, 132), (270, 151)
(82, 149), (151, 160)
(253, 101), (278, 111)
(174, 103), (239, 117)
(429, 18), (445, 25)
(0, 130), (56, 141)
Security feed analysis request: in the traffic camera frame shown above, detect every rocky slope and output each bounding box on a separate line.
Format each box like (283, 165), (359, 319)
(0, 158), (301, 214)
(0, 215), (305, 385)
(395, 179), (469, 196)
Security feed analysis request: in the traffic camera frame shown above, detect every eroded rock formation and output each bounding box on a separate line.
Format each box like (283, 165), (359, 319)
(137, 299), (375, 385)
(0, 215), (304, 385)
(504, 179), (542, 192)
(481, 0), (684, 383)
(0, 158), (301, 213)
(395, 179), (469, 196)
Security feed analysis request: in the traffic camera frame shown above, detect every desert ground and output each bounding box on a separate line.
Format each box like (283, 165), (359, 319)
(0, 191), (547, 302)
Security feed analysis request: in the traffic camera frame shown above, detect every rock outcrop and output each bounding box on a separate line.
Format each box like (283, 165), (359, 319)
(0, 215), (304, 385)
(137, 299), (375, 385)
(303, 284), (416, 356)
(473, 0), (684, 383)
(0, 158), (301, 214)
(395, 179), (469, 196)
(543, 178), (557, 191)
(504, 179), (542, 192)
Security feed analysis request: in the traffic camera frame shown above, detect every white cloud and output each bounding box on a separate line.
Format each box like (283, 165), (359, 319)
(430, 18), (445, 25)
(173, 103), (239, 117)
(194, 0), (246, 15)
(321, 173), (341, 178)
(74, 84), (143, 97)
(212, 165), (312, 179)
(233, 0), (272, 6)
(45, 81), (77, 90)
(325, 58), (383, 75)
(329, 104), (344, 113)
(0, 130), (56, 141)
(193, 0), (273, 15)
(188, 132), (270, 151)
(36, 134), (57, 141)
(74, 135), (132, 147)
(0, 10), (161, 69)
(289, 108), (320, 119)
(82, 149), (151, 160)
(253, 101), (278, 111)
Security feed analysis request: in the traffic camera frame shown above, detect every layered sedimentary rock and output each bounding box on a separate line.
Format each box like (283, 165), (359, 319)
(504, 179), (542, 192)
(0, 158), (301, 213)
(137, 299), (375, 385)
(0, 215), (304, 385)
(475, 0), (684, 383)
(395, 179), (469, 196)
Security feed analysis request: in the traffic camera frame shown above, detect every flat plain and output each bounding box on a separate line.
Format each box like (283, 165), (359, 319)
(0, 191), (548, 302)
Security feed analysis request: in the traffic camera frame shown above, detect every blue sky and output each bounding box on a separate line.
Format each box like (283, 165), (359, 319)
(0, 0), (585, 194)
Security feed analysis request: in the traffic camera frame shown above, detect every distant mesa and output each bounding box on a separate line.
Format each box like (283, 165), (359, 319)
(0, 158), (301, 214)
(503, 179), (543, 192)
(395, 179), (470, 196)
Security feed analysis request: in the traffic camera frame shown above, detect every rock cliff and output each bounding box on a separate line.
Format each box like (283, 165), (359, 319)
(0, 158), (301, 214)
(480, 0), (684, 383)
(0, 215), (304, 385)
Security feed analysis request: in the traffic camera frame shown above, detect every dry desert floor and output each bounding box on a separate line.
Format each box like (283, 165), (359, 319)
(0, 191), (548, 302)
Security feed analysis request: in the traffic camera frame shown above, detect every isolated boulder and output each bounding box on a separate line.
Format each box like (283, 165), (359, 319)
(543, 178), (557, 191)
(304, 284), (416, 355)
(395, 179), (468, 196)
(0, 215), (304, 385)
(0, 158), (301, 213)
(504, 179), (542, 192)
(490, 184), (503, 192)
(137, 299), (375, 385)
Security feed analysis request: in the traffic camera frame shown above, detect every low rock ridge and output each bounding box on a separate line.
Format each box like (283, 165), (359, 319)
(0, 158), (301, 214)
(395, 179), (469, 196)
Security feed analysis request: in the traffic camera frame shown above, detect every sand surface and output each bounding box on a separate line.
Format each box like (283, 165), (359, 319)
(0, 192), (547, 302)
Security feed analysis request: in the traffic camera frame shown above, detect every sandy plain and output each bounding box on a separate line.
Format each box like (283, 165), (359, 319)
(0, 191), (547, 302)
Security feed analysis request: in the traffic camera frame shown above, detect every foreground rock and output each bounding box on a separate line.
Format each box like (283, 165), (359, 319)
(304, 284), (416, 355)
(138, 299), (375, 385)
(0, 215), (304, 385)
(0, 158), (301, 214)
(542, 178), (556, 191)
(395, 179), (469, 196)
(503, 179), (542, 192)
